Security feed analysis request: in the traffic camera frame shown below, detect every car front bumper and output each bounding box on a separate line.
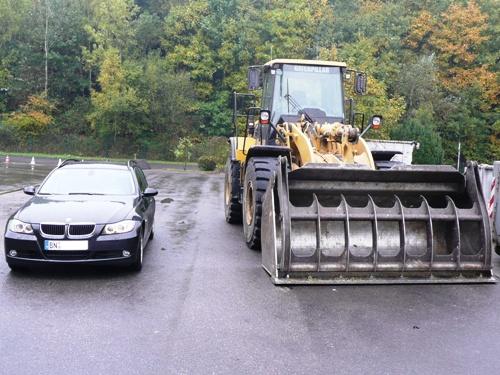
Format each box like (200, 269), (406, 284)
(4, 228), (141, 266)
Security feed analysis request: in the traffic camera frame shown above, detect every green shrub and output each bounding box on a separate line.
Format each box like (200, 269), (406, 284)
(191, 136), (228, 168)
(198, 156), (217, 171)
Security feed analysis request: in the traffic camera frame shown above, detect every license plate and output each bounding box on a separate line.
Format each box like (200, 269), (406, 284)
(44, 240), (88, 251)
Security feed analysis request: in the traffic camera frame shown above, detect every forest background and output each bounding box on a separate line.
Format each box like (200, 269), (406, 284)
(0, 0), (498, 165)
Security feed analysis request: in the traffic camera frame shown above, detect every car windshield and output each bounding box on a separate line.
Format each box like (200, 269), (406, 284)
(271, 64), (343, 122)
(38, 168), (136, 195)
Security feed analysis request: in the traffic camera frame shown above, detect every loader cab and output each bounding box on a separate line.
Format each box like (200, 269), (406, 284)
(250, 59), (348, 144)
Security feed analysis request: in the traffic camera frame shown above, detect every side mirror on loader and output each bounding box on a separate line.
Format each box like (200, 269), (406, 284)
(354, 72), (367, 95)
(248, 66), (263, 90)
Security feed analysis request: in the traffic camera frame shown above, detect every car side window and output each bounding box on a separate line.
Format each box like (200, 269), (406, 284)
(134, 168), (148, 192)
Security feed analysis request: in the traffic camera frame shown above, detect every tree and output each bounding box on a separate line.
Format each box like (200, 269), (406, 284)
(6, 94), (55, 146)
(84, 0), (139, 74)
(406, 1), (496, 104)
(396, 55), (439, 117)
(391, 108), (443, 164)
(405, 1), (499, 163)
(337, 37), (406, 139)
(138, 54), (196, 136)
(174, 137), (193, 169)
(88, 48), (147, 151)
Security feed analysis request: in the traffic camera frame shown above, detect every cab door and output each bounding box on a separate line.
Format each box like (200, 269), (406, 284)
(257, 70), (276, 145)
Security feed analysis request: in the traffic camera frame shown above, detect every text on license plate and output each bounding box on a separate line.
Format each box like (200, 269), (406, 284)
(44, 240), (88, 251)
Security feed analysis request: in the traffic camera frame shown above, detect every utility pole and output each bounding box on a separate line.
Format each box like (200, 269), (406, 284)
(44, 0), (49, 97)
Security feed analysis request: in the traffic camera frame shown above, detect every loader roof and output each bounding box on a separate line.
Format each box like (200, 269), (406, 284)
(264, 59), (347, 68)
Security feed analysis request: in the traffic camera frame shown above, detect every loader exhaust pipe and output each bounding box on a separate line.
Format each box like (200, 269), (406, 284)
(261, 158), (495, 284)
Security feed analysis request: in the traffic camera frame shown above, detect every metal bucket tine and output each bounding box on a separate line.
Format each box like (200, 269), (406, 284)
(445, 196), (461, 270)
(367, 195), (378, 271)
(420, 195), (434, 269)
(340, 194), (350, 273)
(313, 194), (322, 272)
(394, 195), (407, 273)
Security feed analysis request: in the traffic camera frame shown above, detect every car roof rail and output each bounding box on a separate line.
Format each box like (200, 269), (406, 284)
(58, 158), (81, 168)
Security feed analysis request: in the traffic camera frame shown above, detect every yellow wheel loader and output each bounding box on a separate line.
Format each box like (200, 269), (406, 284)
(224, 59), (495, 284)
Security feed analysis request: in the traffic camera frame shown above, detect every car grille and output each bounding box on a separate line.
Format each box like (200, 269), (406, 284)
(40, 224), (65, 236)
(69, 224), (95, 236)
(45, 251), (90, 260)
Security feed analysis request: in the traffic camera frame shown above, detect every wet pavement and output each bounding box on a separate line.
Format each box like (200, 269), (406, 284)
(0, 163), (53, 193)
(1, 166), (500, 374)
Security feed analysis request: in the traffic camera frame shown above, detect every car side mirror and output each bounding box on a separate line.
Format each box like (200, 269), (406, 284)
(23, 186), (36, 195)
(142, 187), (158, 197)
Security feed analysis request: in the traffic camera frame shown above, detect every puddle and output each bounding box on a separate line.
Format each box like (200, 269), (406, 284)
(0, 164), (52, 192)
(161, 197), (174, 204)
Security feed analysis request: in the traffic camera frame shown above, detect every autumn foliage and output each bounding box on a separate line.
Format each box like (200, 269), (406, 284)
(0, 0), (498, 162)
(7, 95), (54, 144)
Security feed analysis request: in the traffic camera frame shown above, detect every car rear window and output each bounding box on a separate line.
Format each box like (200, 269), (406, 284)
(38, 168), (136, 195)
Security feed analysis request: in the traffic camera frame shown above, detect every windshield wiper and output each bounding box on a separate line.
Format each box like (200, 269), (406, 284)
(67, 192), (105, 195)
(284, 93), (315, 123)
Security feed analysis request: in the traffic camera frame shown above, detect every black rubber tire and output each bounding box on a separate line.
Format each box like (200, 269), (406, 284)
(7, 263), (25, 273)
(224, 159), (243, 224)
(131, 230), (144, 272)
(242, 157), (279, 250)
(149, 224), (154, 240)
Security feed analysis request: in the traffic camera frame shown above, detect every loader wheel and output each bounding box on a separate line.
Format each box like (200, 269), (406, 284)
(224, 159), (242, 224)
(242, 157), (279, 250)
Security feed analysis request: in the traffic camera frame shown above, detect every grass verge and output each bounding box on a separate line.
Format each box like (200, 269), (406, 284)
(0, 151), (197, 166)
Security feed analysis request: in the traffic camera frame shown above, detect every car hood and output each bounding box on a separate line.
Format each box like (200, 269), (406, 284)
(15, 195), (136, 224)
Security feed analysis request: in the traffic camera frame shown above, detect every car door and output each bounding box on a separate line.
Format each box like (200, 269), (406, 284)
(134, 167), (155, 237)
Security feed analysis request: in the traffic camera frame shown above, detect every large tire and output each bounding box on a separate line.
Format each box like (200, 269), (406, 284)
(224, 159), (242, 224)
(242, 157), (279, 250)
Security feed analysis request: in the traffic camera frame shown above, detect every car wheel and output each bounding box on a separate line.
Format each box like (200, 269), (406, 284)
(149, 224), (154, 240)
(7, 263), (25, 273)
(131, 231), (144, 272)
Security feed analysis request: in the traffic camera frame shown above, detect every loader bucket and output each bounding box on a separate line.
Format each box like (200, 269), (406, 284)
(261, 158), (495, 284)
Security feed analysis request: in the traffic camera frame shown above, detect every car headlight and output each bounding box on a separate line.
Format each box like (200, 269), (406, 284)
(103, 220), (136, 235)
(8, 219), (34, 234)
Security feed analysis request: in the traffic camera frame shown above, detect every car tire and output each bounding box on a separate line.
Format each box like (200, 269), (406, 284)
(149, 224), (154, 240)
(7, 263), (25, 273)
(131, 230), (144, 272)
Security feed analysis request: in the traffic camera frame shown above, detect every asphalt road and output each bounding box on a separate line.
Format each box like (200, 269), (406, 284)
(1, 167), (500, 374)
